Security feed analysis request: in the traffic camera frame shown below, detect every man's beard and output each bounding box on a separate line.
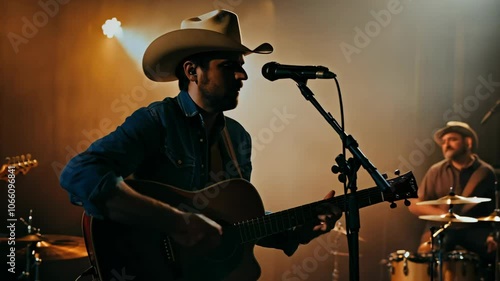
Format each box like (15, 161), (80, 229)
(200, 89), (238, 112)
(199, 76), (239, 112)
(444, 145), (468, 161)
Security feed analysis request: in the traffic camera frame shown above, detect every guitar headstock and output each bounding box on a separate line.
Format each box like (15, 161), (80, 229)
(382, 171), (418, 207)
(0, 154), (38, 182)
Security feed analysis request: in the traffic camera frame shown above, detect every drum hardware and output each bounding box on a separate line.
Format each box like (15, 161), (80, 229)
(386, 249), (480, 281)
(416, 188), (491, 223)
(429, 222), (451, 281)
(331, 221), (366, 242)
(416, 188), (488, 281)
(0, 233), (42, 243)
(17, 209), (36, 281)
(477, 180), (500, 281)
(5, 210), (88, 281)
(478, 208), (500, 281)
(418, 211), (478, 223)
(416, 194), (491, 206)
(419, 208), (477, 281)
(477, 209), (500, 222)
(16, 235), (87, 261)
(328, 222), (365, 281)
(330, 222), (345, 281)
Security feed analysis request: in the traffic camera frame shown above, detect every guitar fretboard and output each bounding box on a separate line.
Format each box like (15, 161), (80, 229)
(234, 187), (385, 243)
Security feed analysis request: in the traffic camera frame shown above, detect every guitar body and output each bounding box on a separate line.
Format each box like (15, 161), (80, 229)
(81, 172), (418, 281)
(82, 179), (265, 281)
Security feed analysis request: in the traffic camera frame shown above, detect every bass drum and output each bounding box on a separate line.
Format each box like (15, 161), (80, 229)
(387, 250), (480, 281)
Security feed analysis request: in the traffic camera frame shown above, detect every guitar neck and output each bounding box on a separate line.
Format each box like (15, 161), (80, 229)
(235, 187), (384, 243)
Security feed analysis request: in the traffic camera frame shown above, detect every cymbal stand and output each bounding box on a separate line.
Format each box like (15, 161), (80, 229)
(34, 253), (42, 281)
(494, 222), (500, 281)
(18, 209), (42, 281)
(330, 221), (343, 281)
(429, 219), (452, 281)
(493, 180), (499, 281)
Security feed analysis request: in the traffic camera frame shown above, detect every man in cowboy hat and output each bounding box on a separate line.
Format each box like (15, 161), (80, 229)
(409, 121), (497, 278)
(60, 9), (340, 280)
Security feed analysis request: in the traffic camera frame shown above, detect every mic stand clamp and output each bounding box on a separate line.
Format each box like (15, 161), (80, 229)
(332, 154), (361, 281)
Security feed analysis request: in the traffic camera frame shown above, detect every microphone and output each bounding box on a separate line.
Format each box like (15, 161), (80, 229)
(262, 62), (336, 81)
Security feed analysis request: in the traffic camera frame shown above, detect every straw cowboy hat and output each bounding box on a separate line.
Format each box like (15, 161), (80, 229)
(142, 9), (273, 82)
(433, 121), (479, 151)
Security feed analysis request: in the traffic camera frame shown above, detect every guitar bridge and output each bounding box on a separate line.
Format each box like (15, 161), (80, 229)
(163, 236), (175, 262)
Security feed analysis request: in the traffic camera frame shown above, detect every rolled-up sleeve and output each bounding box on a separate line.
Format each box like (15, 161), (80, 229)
(59, 107), (162, 219)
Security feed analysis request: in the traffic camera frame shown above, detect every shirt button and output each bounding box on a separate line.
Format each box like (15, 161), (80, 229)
(177, 160), (182, 165)
(201, 164), (204, 168)
(200, 138), (204, 142)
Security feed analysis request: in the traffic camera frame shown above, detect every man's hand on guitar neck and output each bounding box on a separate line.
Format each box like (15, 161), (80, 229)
(296, 190), (342, 244)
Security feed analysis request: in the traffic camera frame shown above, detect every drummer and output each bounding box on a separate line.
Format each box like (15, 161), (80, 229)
(408, 121), (498, 265)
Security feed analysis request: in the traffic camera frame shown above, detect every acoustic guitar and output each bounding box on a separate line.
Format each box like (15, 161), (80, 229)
(82, 171), (417, 281)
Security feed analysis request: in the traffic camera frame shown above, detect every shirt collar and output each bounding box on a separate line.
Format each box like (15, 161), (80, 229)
(176, 90), (227, 132)
(177, 90), (199, 117)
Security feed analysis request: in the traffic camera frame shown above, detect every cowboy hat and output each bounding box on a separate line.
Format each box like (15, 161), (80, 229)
(433, 121), (479, 150)
(142, 9), (273, 82)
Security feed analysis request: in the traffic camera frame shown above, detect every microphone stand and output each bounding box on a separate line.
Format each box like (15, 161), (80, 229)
(294, 80), (391, 281)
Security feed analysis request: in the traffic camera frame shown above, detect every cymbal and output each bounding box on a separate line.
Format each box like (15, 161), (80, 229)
(0, 234), (43, 243)
(1, 234), (83, 244)
(477, 210), (500, 222)
(329, 250), (363, 257)
(416, 194), (491, 205)
(16, 234), (87, 261)
(331, 224), (366, 242)
(419, 212), (478, 223)
(40, 234), (84, 244)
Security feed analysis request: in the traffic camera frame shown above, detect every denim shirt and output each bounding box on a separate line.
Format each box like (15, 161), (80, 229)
(60, 91), (301, 256)
(60, 91), (252, 219)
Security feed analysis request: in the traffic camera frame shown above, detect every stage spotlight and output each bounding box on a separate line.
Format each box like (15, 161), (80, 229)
(102, 17), (123, 38)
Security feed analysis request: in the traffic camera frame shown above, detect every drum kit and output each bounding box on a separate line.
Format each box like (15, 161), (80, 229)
(1, 210), (88, 281)
(387, 189), (500, 281)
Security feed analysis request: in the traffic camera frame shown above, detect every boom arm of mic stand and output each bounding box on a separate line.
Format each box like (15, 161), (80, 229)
(295, 81), (391, 192)
(294, 80), (390, 281)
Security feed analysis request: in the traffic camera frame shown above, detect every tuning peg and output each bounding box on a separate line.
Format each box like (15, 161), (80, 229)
(394, 169), (400, 176)
(404, 199), (411, 206)
(382, 173), (388, 179)
(390, 202), (397, 209)
(20, 155), (27, 166)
